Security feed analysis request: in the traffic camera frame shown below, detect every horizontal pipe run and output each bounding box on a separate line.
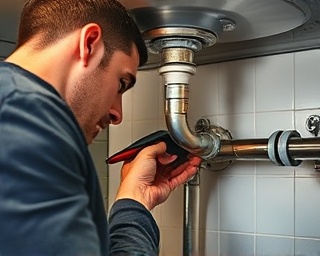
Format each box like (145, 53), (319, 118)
(287, 137), (320, 160)
(216, 137), (320, 161)
(219, 139), (269, 160)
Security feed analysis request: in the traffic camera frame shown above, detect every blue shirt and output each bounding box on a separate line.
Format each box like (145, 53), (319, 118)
(0, 62), (159, 255)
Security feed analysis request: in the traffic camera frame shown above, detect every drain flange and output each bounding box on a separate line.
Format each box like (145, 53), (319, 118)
(142, 27), (217, 54)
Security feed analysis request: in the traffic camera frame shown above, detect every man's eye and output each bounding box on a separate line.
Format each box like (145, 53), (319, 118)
(118, 79), (128, 94)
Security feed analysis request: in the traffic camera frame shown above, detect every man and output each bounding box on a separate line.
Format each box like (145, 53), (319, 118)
(0, 0), (201, 255)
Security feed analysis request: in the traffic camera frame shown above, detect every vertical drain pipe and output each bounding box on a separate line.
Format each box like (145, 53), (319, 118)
(159, 48), (220, 158)
(158, 49), (207, 256)
(158, 48), (204, 256)
(142, 27), (220, 256)
(143, 27), (221, 159)
(184, 170), (200, 256)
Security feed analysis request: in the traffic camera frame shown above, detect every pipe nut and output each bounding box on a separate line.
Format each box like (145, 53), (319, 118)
(161, 47), (195, 65)
(166, 99), (189, 114)
(166, 84), (189, 99)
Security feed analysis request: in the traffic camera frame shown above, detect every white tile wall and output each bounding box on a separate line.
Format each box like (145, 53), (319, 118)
(160, 227), (183, 256)
(220, 233), (254, 256)
(199, 170), (219, 231)
(218, 59), (255, 115)
(295, 178), (320, 238)
(295, 50), (320, 110)
(121, 88), (133, 121)
(188, 64), (219, 118)
(255, 54), (294, 112)
(201, 231), (219, 256)
(132, 71), (161, 121)
(218, 113), (255, 139)
(89, 49), (320, 255)
(295, 238), (320, 256)
(220, 176), (255, 233)
(161, 186), (184, 229)
(88, 129), (109, 209)
(256, 236), (294, 256)
(256, 177), (294, 236)
(255, 111), (294, 137)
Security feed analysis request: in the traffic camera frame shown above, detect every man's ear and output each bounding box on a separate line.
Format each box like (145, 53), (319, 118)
(79, 23), (104, 67)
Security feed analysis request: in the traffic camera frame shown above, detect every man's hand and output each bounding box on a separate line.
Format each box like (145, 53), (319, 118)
(114, 142), (202, 211)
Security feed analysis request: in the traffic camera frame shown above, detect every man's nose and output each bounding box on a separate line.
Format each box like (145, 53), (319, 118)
(109, 96), (123, 125)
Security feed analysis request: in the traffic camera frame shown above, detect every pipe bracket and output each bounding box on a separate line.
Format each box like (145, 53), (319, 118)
(306, 115), (320, 137)
(143, 27), (217, 54)
(195, 118), (233, 171)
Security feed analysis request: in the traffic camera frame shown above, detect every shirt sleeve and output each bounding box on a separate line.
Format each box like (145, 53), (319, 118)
(108, 199), (160, 256)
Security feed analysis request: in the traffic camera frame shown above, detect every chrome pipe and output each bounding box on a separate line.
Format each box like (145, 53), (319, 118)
(217, 139), (269, 160)
(183, 171), (200, 256)
(287, 137), (320, 160)
(215, 137), (320, 161)
(159, 50), (220, 158)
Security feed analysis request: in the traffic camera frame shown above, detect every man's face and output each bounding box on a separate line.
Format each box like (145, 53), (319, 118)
(67, 44), (140, 144)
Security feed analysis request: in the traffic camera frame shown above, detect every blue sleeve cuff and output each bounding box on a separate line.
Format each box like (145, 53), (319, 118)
(108, 199), (160, 255)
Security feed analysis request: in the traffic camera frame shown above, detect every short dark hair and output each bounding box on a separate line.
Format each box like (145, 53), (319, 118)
(17, 0), (148, 67)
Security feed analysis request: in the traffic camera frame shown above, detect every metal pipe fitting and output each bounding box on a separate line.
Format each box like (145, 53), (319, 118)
(210, 134), (320, 165)
(159, 61), (220, 158)
(194, 119), (320, 170)
(143, 27), (220, 159)
(161, 48), (194, 65)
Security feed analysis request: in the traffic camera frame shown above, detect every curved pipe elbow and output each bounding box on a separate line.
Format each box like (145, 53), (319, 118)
(159, 61), (220, 159)
(165, 109), (220, 158)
